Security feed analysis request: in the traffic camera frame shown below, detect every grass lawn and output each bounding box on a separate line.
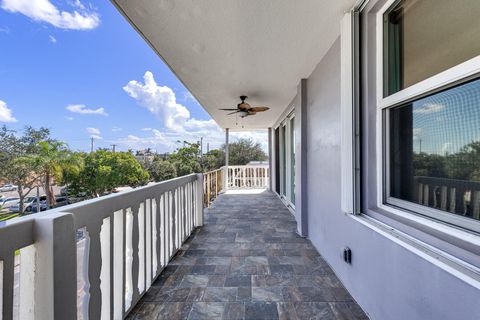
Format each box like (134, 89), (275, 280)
(0, 213), (19, 221)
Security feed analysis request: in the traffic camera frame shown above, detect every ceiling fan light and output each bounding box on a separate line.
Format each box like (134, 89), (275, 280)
(238, 110), (249, 118)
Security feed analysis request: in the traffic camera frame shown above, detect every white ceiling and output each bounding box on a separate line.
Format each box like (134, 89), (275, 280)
(113, 0), (356, 130)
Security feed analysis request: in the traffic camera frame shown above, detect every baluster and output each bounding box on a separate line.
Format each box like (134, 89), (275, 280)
(440, 186), (448, 211)
(124, 209), (133, 312)
(113, 210), (124, 320)
(417, 183), (423, 204)
(449, 188), (456, 213)
(98, 218), (110, 320)
(433, 186), (439, 208)
(423, 184), (429, 206)
(1, 257), (15, 320)
(455, 187), (466, 215)
(472, 190), (480, 220)
(152, 198), (159, 277)
(137, 202), (145, 294)
(145, 199), (152, 289)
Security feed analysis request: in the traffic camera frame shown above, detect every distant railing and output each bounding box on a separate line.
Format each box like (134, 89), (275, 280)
(0, 173), (203, 319)
(203, 168), (223, 207)
(227, 165), (269, 189)
(202, 165), (270, 207)
(414, 176), (480, 220)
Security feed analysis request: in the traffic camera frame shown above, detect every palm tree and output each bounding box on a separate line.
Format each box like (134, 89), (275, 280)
(33, 141), (72, 208)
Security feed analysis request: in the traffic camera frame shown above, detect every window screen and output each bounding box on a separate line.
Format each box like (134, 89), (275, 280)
(388, 78), (480, 221)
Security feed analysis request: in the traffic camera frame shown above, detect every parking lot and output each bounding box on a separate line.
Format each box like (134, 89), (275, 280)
(0, 185), (62, 199)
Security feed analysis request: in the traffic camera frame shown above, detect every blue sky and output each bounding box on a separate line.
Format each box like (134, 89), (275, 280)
(0, 0), (267, 153)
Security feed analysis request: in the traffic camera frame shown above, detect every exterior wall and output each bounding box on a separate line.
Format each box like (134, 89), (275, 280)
(303, 37), (480, 320)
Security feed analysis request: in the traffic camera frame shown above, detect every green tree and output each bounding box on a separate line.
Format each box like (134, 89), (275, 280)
(203, 149), (225, 171)
(146, 159), (177, 182)
(33, 141), (74, 207)
(224, 138), (267, 165)
(70, 151), (149, 197)
(169, 142), (202, 175)
(0, 126), (51, 213)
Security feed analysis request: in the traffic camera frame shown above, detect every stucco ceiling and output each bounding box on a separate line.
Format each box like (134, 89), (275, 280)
(113, 0), (356, 130)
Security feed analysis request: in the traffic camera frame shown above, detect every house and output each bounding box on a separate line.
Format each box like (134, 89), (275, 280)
(1, 1), (478, 319)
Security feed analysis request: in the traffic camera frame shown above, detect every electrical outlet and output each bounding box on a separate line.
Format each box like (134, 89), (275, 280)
(343, 247), (352, 264)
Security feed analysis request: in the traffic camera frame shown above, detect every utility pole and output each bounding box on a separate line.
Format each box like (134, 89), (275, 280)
(207, 143), (210, 154)
(90, 137), (94, 153)
(111, 144), (116, 153)
(419, 138), (422, 153)
(200, 137), (203, 171)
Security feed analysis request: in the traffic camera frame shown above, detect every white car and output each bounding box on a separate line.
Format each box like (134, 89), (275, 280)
(0, 197), (20, 210)
(0, 184), (18, 192)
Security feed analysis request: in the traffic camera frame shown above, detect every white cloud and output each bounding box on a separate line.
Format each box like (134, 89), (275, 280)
(414, 103), (445, 114)
(65, 116), (74, 121)
(111, 126), (122, 132)
(0, 26), (10, 33)
(0, 100), (17, 122)
(66, 104), (107, 116)
(48, 34), (56, 43)
(1, 0), (100, 30)
(86, 127), (100, 135)
(123, 72), (191, 132)
(121, 71), (268, 153)
(441, 142), (452, 154)
(87, 127), (102, 140)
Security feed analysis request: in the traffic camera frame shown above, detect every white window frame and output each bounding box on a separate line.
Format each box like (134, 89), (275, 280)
(375, 0), (480, 234)
(276, 110), (296, 209)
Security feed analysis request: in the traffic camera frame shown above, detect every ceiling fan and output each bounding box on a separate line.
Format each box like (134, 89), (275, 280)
(219, 96), (269, 118)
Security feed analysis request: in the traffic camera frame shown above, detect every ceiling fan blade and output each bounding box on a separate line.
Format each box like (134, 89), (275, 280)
(219, 108), (239, 111)
(248, 111), (257, 115)
(250, 106), (269, 112)
(227, 111), (239, 115)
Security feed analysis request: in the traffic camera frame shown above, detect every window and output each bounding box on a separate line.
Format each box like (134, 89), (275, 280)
(380, 0), (480, 231)
(290, 117), (295, 205)
(383, 0), (480, 96)
(275, 112), (296, 207)
(280, 124), (287, 197)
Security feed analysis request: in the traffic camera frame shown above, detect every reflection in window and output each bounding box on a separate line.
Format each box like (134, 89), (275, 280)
(384, 0), (480, 96)
(389, 78), (480, 221)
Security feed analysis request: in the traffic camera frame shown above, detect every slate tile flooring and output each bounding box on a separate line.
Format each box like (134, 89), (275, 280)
(128, 190), (368, 319)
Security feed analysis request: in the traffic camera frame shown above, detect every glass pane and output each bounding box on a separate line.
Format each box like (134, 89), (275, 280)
(389, 78), (480, 222)
(384, 0), (480, 96)
(290, 118), (295, 205)
(281, 125), (286, 196)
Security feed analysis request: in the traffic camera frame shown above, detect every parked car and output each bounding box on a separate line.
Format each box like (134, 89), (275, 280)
(53, 195), (70, 208)
(9, 196), (47, 213)
(0, 184), (18, 192)
(0, 197), (20, 210)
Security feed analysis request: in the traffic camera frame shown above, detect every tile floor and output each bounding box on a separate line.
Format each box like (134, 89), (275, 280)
(127, 190), (368, 320)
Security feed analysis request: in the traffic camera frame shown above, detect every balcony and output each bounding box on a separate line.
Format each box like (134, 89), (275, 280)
(0, 165), (366, 319)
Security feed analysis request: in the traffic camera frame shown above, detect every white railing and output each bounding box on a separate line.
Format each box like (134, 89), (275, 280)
(226, 165), (269, 189)
(0, 173), (203, 320)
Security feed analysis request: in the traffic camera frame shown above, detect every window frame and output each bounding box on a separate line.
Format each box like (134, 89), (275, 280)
(375, 0), (480, 234)
(275, 109), (296, 209)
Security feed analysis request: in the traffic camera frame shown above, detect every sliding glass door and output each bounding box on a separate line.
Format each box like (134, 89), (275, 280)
(276, 113), (295, 208)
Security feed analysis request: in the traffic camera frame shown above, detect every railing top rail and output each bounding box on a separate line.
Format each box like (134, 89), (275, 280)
(0, 173), (199, 229)
(414, 176), (480, 189)
(204, 167), (224, 175)
(227, 165), (269, 168)
(0, 218), (34, 256)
